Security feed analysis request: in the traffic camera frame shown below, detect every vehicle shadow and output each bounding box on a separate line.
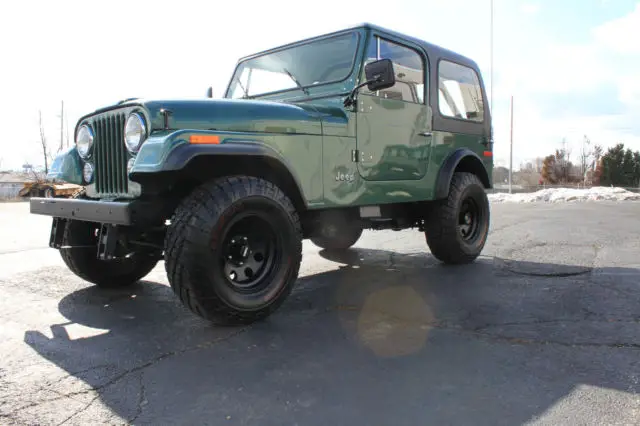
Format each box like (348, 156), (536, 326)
(22, 247), (640, 425)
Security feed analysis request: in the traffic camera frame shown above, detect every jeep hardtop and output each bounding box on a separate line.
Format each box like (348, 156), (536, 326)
(31, 23), (493, 325)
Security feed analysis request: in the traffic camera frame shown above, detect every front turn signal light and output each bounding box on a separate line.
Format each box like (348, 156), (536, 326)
(190, 135), (220, 144)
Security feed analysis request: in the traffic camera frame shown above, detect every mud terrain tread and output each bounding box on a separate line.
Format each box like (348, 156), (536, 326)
(164, 176), (302, 325)
(425, 172), (489, 265)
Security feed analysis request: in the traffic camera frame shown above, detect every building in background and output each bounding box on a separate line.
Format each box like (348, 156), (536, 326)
(0, 172), (36, 200)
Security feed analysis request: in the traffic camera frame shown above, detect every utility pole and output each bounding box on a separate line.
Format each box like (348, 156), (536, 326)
(509, 95), (514, 194)
(490, 0), (494, 114)
(59, 100), (64, 152)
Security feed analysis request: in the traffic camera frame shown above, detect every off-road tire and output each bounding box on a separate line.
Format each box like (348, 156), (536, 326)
(424, 172), (490, 264)
(164, 176), (303, 326)
(59, 190), (159, 287)
(311, 227), (363, 250)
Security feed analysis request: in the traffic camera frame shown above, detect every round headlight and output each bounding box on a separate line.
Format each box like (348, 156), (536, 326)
(83, 162), (94, 183)
(124, 113), (146, 153)
(76, 124), (94, 158)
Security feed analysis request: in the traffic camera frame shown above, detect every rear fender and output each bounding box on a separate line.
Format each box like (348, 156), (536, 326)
(434, 148), (491, 199)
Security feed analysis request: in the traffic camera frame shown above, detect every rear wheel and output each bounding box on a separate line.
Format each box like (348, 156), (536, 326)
(164, 176), (303, 325)
(424, 172), (490, 264)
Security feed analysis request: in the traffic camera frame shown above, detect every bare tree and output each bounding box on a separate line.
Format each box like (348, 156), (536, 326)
(592, 144), (603, 168)
(514, 165), (542, 186)
(66, 115), (70, 148)
(533, 157), (544, 173)
(579, 135), (593, 183)
(561, 138), (572, 167)
(38, 110), (50, 175)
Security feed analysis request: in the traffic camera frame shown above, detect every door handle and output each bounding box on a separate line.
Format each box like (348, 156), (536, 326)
(419, 131), (432, 137)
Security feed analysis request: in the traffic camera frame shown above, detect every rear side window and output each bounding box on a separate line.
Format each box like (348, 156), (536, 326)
(438, 60), (484, 122)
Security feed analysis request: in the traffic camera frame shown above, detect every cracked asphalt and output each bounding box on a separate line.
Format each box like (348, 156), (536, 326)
(1, 200), (639, 425)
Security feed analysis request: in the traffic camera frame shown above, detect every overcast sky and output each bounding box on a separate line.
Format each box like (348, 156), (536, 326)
(1, 0), (638, 170)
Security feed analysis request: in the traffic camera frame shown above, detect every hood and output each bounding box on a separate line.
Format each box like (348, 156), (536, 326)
(118, 98), (350, 136)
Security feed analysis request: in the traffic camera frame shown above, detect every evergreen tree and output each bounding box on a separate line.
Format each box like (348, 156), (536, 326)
(634, 151), (640, 187)
(598, 143), (640, 187)
(622, 148), (635, 186)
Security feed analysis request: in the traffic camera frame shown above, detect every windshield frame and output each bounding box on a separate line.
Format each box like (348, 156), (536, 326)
(223, 30), (362, 100)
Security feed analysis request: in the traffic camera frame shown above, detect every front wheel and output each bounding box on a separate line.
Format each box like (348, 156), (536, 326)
(164, 176), (303, 325)
(424, 172), (490, 264)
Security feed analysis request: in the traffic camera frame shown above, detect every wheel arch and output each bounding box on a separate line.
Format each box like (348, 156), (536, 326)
(131, 142), (308, 213)
(434, 148), (491, 199)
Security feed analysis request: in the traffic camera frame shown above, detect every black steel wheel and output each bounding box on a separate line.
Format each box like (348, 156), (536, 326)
(222, 217), (277, 290)
(424, 172), (490, 264)
(164, 176), (302, 325)
(458, 197), (482, 242)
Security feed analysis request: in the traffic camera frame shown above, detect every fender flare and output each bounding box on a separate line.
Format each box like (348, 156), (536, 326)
(434, 148), (491, 199)
(130, 140), (308, 208)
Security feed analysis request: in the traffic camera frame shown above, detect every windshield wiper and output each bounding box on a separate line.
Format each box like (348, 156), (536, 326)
(283, 68), (309, 95)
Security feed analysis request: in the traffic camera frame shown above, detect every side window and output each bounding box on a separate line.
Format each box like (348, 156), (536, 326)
(438, 60), (484, 122)
(362, 36), (425, 104)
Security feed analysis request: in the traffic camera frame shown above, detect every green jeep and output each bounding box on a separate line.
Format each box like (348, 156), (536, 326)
(31, 23), (493, 325)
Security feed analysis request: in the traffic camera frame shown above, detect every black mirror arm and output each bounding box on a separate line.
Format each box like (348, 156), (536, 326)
(343, 78), (380, 108)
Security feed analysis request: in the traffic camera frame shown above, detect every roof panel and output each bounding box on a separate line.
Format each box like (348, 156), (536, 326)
(236, 22), (480, 71)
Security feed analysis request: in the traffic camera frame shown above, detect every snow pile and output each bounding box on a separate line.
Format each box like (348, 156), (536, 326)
(488, 187), (640, 203)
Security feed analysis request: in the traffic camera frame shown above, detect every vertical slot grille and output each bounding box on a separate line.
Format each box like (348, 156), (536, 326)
(93, 112), (129, 195)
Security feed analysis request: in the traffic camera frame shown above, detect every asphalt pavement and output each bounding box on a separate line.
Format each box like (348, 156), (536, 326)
(0, 200), (639, 425)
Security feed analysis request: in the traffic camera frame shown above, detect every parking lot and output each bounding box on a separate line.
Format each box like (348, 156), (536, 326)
(1, 200), (639, 425)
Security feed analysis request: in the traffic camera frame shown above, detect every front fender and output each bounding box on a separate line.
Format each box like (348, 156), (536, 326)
(130, 130), (289, 173)
(46, 146), (83, 185)
(129, 130), (308, 205)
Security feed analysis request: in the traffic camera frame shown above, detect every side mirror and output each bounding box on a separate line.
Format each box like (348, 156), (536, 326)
(206, 86), (213, 98)
(364, 58), (395, 91)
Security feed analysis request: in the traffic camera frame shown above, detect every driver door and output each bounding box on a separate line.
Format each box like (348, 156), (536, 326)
(356, 34), (432, 182)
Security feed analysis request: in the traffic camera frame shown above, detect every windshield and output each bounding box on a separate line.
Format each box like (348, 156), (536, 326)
(225, 31), (360, 99)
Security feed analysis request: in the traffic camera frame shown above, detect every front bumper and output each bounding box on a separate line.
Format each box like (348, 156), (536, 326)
(30, 197), (134, 225)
